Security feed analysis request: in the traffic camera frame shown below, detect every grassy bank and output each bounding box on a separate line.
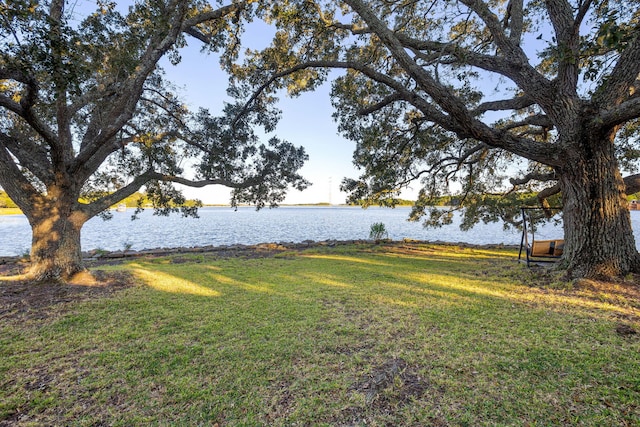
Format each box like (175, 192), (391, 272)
(1, 243), (639, 426)
(0, 208), (22, 215)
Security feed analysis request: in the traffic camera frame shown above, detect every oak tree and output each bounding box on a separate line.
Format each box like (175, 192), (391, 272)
(0, 0), (308, 281)
(238, 0), (640, 279)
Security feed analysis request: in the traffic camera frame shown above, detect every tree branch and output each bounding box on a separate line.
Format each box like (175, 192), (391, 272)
(71, 0), (190, 176)
(0, 67), (38, 111)
(82, 168), (264, 219)
(597, 95), (640, 128)
(506, 0), (524, 43)
(81, 173), (153, 218)
(69, 83), (119, 118)
(344, 0), (561, 166)
(453, 0), (554, 102)
(397, 35), (524, 80)
(181, 2), (245, 29)
(72, 2), (243, 179)
(624, 173), (640, 195)
(510, 172), (640, 203)
(183, 26), (211, 44)
(574, 0), (593, 34)
(0, 132), (53, 184)
(593, 25), (640, 109)
(49, 0), (75, 166)
(346, 0), (477, 120)
(537, 182), (561, 210)
(146, 172), (262, 189)
(0, 138), (43, 216)
(509, 171), (557, 186)
(0, 69), (59, 146)
(357, 93), (404, 116)
(500, 114), (554, 131)
(440, 142), (489, 169)
(543, 0), (580, 92)
(472, 95), (536, 115)
(243, 53), (561, 167)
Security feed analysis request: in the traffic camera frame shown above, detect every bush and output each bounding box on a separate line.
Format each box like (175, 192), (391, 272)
(369, 222), (389, 241)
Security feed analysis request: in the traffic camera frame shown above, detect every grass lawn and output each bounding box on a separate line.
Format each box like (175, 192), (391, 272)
(0, 208), (22, 216)
(1, 242), (639, 426)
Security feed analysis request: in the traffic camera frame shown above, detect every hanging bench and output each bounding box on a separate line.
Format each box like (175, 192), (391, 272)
(518, 206), (564, 267)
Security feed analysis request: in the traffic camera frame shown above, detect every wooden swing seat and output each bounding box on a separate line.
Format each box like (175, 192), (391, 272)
(530, 239), (564, 257)
(518, 206), (564, 267)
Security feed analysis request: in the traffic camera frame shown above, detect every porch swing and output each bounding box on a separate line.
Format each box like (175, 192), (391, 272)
(518, 206), (564, 267)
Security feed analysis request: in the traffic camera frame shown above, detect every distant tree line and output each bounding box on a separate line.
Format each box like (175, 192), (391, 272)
(0, 190), (17, 208)
(0, 191), (201, 211)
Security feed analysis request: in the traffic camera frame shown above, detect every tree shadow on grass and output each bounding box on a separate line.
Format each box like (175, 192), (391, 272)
(4, 240), (639, 326)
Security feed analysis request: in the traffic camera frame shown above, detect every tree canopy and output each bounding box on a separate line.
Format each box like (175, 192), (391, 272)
(3, 0), (640, 280)
(0, 0), (309, 280)
(235, 0), (640, 279)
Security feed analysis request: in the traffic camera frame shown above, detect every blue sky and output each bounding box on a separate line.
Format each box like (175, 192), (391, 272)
(161, 23), (366, 205)
(160, 11), (525, 206)
(164, 52), (362, 205)
(67, 1), (365, 205)
(74, 1), (549, 205)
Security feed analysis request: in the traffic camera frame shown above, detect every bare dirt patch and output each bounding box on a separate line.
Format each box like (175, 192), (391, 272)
(332, 358), (441, 426)
(350, 358), (431, 406)
(0, 270), (136, 321)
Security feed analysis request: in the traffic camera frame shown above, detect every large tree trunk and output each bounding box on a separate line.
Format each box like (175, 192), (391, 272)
(25, 207), (88, 282)
(559, 132), (640, 279)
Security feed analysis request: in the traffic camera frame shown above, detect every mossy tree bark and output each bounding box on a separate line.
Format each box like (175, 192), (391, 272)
(559, 130), (640, 279)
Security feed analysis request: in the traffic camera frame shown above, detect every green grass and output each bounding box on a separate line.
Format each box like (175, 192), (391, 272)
(0, 208), (22, 215)
(1, 242), (639, 426)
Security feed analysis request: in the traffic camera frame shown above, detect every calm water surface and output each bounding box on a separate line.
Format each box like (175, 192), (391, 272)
(1, 206), (638, 256)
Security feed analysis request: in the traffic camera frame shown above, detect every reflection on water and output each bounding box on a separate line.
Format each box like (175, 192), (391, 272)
(1, 206), (638, 256)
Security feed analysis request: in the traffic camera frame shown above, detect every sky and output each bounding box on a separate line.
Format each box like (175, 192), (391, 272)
(164, 52), (363, 205)
(65, 0), (371, 205)
(157, 10), (519, 206)
(160, 24), (370, 205)
(72, 0), (546, 206)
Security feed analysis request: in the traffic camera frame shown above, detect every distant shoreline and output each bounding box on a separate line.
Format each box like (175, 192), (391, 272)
(1, 201), (423, 216)
(0, 204), (370, 216)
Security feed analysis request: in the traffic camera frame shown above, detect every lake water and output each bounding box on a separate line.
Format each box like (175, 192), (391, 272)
(1, 206), (639, 256)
